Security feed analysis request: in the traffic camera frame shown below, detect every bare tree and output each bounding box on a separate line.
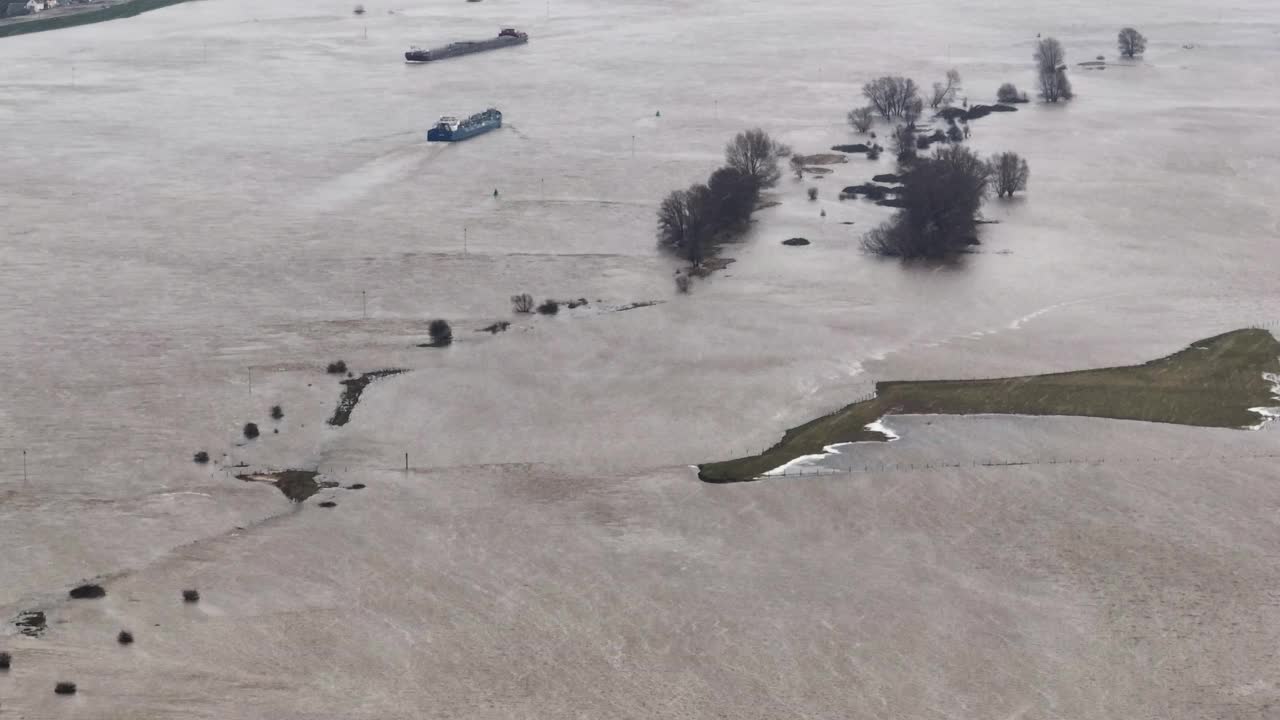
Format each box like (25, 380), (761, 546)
(724, 128), (784, 191)
(904, 97), (924, 127)
(657, 184), (714, 265)
(862, 145), (992, 258)
(929, 69), (962, 109)
(892, 124), (917, 163)
(862, 76), (921, 121)
(1035, 38), (1073, 102)
(847, 106), (875, 133)
(707, 166), (757, 231)
(1118, 27), (1147, 58)
(790, 155), (805, 180)
(989, 152), (1030, 197)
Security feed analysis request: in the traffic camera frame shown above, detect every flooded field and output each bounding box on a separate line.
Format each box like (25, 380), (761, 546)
(3, 0), (1280, 716)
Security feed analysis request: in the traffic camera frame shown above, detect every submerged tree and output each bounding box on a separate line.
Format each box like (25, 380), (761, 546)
(892, 124), (917, 164)
(996, 82), (1028, 103)
(989, 152), (1030, 197)
(1118, 27), (1147, 58)
(1035, 38), (1073, 102)
(862, 145), (992, 258)
(847, 106), (875, 133)
(706, 166), (758, 232)
(929, 69), (962, 109)
(862, 76), (920, 121)
(790, 155), (805, 180)
(428, 319), (453, 346)
(724, 128), (784, 191)
(657, 183), (715, 265)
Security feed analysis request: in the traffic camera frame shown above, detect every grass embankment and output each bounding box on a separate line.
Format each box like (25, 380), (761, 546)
(0, 0), (197, 39)
(699, 329), (1280, 483)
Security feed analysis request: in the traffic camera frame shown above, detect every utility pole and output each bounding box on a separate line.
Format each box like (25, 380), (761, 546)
(22, 450), (27, 484)
(248, 367), (252, 394)
(631, 135), (635, 157)
(362, 290), (367, 319)
(463, 226), (468, 254)
(404, 453), (409, 472)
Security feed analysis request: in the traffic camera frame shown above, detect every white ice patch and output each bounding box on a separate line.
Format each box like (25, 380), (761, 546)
(1246, 371), (1280, 429)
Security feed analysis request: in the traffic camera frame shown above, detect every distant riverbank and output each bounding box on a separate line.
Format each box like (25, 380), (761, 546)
(0, 0), (197, 38)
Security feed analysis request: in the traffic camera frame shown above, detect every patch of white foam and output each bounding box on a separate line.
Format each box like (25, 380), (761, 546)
(1246, 372), (1280, 429)
(761, 419), (898, 476)
(864, 419), (899, 441)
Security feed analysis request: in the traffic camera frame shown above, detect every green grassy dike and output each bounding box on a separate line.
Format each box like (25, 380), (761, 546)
(0, 0), (198, 39)
(698, 329), (1280, 483)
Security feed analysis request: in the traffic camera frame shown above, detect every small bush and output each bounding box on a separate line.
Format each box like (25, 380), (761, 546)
(348, 483), (366, 490)
(326, 360), (347, 374)
(866, 144), (882, 160)
(807, 187), (818, 201)
(675, 274), (691, 294)
(69, 584), (106, 600)
(537, 300), (559, 315)
(270, 405), (283, 420)
(0, 651), (11, 670)
(428, 319), (453, 347)
(847, 106), (875, 133)
(182, 589), (200, 603)
(55, 682), (77, 695)
(117, 630), (134, 645)
(318, 501), (337, 508)
(243, 423), (259, 440)
(511, 293), (535, 313)
(193, 451), (209, 464)
(480, 321), (510, 334)
(947, 125), (964, 143)
(996, 83), (1028, 103)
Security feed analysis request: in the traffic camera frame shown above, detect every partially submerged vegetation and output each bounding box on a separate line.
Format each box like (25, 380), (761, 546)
(328, 369), (406, 426)
(69, 583), (106, 600)
(237, 469), (330, 502)
(656, 128), (786, 276)
(699, 329), (1280, 482)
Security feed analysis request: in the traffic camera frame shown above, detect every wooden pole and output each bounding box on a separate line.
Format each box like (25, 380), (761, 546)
(404, 453), (409, 471)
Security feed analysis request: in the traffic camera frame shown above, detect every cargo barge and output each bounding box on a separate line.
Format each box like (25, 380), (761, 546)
(405, 28), (528, 63)
(426, 109), (502, 142)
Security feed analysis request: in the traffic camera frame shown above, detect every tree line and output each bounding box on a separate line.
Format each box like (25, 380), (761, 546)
(656, 129), (787, 268)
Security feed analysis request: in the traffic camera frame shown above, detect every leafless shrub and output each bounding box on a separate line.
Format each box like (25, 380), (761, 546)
(511, 293), (534, 313)
(929, 69), (961, 108)
(847, 106), (875, 133)
(989, 152), (1030, 197)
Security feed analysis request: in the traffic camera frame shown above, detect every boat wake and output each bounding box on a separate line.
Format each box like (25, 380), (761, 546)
(296, 143), (446, 212)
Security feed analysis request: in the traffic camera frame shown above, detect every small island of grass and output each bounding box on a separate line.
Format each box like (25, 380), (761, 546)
(699, 328), (1280, 483)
